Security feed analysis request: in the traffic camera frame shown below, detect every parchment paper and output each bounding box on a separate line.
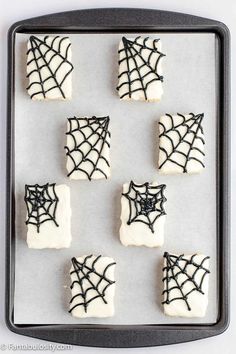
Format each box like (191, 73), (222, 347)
(14, 32), (217, 324)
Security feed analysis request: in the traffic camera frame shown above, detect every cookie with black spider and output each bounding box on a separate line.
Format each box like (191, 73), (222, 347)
(117, 36), (165, 102)
(158, 113), (205, 174)
(26, 35), (73, 100)
(25, 183), (71, 249)
(119, 181), (167, 247)
(65, 116), (111, 180)
(69, 255), (116, 318)
(162, 252), (210, 317)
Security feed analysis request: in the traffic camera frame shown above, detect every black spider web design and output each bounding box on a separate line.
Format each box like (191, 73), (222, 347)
(69, 255), (116, 313)
(159, 113), (205, 173)
(122, 181), (167, 233)
(117, 36), (165, 100)
(27, 35), (74, 99)
(24, 183), (59, 233)
(65, 116), (111, 180)
(162, 252), (210, 311)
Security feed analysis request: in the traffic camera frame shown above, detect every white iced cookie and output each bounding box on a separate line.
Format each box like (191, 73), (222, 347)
(162, 252), (210, 318)
(120, 181), (167, 247)
(117, 36), (165, 102)
(25, 183), (71, 249)
(69, 255), (116, 318)
(27, 35), (73, 100)
(65, 116), (111, 180)
(158, 113), (205, 174)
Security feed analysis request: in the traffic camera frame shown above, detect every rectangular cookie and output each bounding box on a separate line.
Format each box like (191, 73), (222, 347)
(162, 252), (210, 317)
(65, 116), (111, 180)
(119, 181), (167, 247)
(117, 36), (165, 102)
(158, 113), (205, 174)
(25, 183), (71, 249)
(27, 35), (73, 100)
(69, 255), (116, 318)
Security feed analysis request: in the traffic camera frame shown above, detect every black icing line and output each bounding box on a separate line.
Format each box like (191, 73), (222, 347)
(159, 113), (205, 172)
(122, 181), (167, 234)
(26, 35), (74, 99)
(117, 36), (165, 100)
(162, 252), (210, 311)
(69, 255), (116, 313)
(65, 116), (111, 180)
(24, 183), (59, 233)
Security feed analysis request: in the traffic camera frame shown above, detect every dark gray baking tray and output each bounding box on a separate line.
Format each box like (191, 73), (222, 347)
(6, 8), (230, 347)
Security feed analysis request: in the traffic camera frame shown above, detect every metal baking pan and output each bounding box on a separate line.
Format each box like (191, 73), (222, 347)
(6, 8), (230, 347)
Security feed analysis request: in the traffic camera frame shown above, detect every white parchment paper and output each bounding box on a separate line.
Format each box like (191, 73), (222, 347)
(14, 33), (217, 324)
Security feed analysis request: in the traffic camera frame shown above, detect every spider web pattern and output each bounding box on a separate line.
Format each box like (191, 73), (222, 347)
(27, 35), (73, 99)
(117, 36), (165, 100)
(24, 183), (59, 233)
(65, 116), (111, 180)
(162, 252), (210, 311)
(159, 113), (205, 173)
(122, 181), (167, 234)
(69, 255), (116, 313)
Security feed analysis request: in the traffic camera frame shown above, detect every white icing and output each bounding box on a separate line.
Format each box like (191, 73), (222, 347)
(70, 255), (116, 318)
(27, 36), (72, 100)
(163, 254), (210, 318)
(158, 113), (205, 174)
(117, 37), (164, 102)
(66, 117), (111, 180)
(26, 184), (71, 249)
(119, 182), (166, 247)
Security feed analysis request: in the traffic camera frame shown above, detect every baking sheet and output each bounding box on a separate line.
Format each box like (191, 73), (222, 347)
(14, 32), (217, 324)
